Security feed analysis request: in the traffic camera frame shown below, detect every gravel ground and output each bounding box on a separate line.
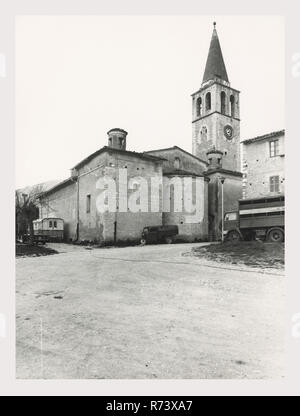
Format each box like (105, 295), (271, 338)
(16, 242), (285, 379)
(190, 241), (284, 270)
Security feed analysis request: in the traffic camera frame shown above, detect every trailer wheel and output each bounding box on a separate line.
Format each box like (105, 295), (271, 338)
(267, 228), (284, 243)
(227, 230), (241, 242)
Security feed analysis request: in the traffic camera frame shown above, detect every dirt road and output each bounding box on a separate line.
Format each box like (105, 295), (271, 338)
(16, 242), (285, 379)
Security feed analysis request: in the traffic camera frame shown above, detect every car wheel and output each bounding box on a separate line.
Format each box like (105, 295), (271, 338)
(267, 228), (284, 242)
(140, 238), (147, 246)
(165, 237), (173, 244)
(227, 230), (241, 242)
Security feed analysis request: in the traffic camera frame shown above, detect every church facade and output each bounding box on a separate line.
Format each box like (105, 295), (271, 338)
(38, 23), (243, 244)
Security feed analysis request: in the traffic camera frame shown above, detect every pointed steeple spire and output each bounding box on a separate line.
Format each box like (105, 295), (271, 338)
(202, 22), (229, 84)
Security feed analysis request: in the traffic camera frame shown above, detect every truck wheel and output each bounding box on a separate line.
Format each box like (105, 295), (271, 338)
(165, 237), (173, 244)
(267, 228), (284, 242)
(227, 230), (241, 242)
(140, 238), (147, 246)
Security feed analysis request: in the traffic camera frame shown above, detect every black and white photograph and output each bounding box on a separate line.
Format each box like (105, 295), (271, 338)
(14, 14), (286, 380)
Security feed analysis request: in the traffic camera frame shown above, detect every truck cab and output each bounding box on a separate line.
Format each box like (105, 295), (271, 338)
(223, 211), (239, 241)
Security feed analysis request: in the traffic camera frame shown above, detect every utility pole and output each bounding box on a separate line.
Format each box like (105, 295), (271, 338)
(219, 177), (226, 242)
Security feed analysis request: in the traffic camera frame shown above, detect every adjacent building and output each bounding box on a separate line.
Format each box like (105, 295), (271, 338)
(242, 130), (285, 199)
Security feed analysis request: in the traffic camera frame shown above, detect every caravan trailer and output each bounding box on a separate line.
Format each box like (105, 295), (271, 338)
(32, 217), (64, 242)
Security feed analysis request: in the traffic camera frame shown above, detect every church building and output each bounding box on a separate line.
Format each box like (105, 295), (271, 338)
(38, 23), (243, 244)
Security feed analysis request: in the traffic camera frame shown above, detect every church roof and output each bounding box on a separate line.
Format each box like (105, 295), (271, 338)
(40, 147), (166, 197)
(202, 23), (229, 84)
(72, 146), (165, 170)
(204, 168), (243, 177)
(39, 177), (75, 197)
(144, 145), (208, 166)
(163, 167), (207, 178)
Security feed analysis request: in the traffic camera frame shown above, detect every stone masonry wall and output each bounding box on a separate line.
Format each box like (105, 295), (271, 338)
(163, 175), (209, 241)
(242, 134), (285, 198)
(192, 82), (241, 172)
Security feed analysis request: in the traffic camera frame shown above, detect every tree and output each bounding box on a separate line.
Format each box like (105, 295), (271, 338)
(15, 185), (45, 242)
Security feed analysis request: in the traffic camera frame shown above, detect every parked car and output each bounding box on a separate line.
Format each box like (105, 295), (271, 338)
(140, 225), (179, 245)
(22, 233), (48, 245)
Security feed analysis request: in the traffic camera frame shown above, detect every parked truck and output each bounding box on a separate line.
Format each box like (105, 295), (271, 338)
(223, 195), (284, 242)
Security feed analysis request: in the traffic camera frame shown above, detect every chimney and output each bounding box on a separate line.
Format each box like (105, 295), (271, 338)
(107, 128), (128, 150)
(206, 148), (223, 170)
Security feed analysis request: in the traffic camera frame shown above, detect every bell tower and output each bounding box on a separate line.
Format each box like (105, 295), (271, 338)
(192, 22), (241, 172)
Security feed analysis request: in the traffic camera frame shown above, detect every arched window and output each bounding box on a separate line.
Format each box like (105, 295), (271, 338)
(205, 92), (211, 111)
(174, 157), (181, 169)
(196, 97), (202, 117)
(221, 91), (226, 114)
(230, 95), (235, 117)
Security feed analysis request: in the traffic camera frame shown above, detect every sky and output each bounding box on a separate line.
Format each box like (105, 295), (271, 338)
(15, 15), (284, 188)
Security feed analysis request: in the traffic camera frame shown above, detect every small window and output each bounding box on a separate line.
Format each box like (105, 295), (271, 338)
(270, 176), (280, 192)
(221, 91), (226, 114)
(174, 157), (181, 169)
(53, 221), (57, 229)
(196, 97), (202, 117)
(86, 194), (91, 213)
(269, 140), (279, 157)
(205, 92), (211, 111)
(230, 95), (235, 117)
(49, 220), (52, 228)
